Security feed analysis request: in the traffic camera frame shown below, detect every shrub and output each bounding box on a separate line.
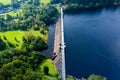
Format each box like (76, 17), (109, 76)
(44, 66), (49, 75)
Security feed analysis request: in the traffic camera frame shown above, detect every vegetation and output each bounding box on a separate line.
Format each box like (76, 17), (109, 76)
(40, 0), (51, 4)
(0, 4), (59, 31)
(0, 29), (48, 49)
(41, 60), (58, 77)
(6, 9), (23, 17)
(62, 0), (120, 13)
(67, 74), (107, 80)
(82, 74), (107, 80)
(0, 48), (59, 80)
(66, 75), (76, 80)
(0, 0), (59, 80)
(0, 0), (11, 5)
(0, 45), (60, 79)
(41, 59), (60, 79)
(0, 38), (6, 51)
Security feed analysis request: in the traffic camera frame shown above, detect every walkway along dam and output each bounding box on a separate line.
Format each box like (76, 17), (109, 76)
(52, 7), (66, 80)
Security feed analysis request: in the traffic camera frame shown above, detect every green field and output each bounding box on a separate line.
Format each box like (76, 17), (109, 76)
(40, 0), (51, 4)
(41, 59), (60, 79)
(0, 29), (48, 49)
(0, 0), (51, 5)
(6, 9), (23, 17)
(0, 0), (11, 5)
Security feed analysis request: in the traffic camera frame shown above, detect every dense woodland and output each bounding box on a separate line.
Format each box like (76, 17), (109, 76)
(63, 0), (120, 4)
(60, 0), (120, 13)
(0, 4), (59, 31)
(0, 0), (59, 80)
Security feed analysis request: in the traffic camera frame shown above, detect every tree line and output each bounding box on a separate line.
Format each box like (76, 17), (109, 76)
(0, 5), (59, 31)
(0, 48), (47, 79)
(0, 1), (60, 79)
(59, 0), (120, 13)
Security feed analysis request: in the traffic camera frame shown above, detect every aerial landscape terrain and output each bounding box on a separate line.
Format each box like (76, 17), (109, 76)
(0, 0), (120, 80)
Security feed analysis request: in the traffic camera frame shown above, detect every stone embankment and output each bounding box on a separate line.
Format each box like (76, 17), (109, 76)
(52, 18), (61, 73)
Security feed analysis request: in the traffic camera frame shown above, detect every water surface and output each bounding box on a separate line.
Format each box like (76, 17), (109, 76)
(64, 7), (120, 80)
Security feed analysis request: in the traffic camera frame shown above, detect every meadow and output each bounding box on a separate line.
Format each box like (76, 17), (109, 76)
(41, 59), (60, 79)
(0, 29), (48, 49)
(40, 0), (51, 4)
(0, 0), (11, 5)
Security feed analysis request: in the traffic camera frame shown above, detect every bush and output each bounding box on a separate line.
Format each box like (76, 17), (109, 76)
(44, 66), (49, 75)
(3, 36), (7, 40)
(15, 37), (20, 43)
(7, 40), (15, 48)
(40, 29), (46, 35)
(0, 38), (6, 50)
(33, 25), (40, 30)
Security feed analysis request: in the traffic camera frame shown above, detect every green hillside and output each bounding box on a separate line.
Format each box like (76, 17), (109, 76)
(0, 0), (51, 5)
(6, 9), (23, 17)
(0, 0), (11, 5)
(0, 29), (48, 49)
(41, 59), (60, 79)
(40, 0), (51, 4)
(0, 1), (60, 80)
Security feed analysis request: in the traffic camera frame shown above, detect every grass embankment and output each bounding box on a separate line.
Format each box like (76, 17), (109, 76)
(0, 0), (51, 5)
(41, 59), (60, 80)
(0, 0), (11, 5)
(40, 0), (51, 4)
(7, 9), (23, 17)
(0, 29), (48, 49)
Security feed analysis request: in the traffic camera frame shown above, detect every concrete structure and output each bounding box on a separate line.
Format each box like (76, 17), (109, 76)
(53, 7), (66, 80)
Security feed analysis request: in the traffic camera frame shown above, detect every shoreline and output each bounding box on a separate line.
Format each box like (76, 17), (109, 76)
(64, 3), (120, 14)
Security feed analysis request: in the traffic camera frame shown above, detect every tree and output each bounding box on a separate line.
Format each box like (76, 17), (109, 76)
(33, 24), (40, 30)
(7, 40), (15, 48)
(0, 38), (6, 50)
(0, 60), (30, 79)
(33, 0), (40, 6)
(44, 66), (49, 75)
(23, 69), (42, 80)
(3, 36), (7, 40)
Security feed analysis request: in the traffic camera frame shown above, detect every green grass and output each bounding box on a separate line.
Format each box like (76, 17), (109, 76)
(0, 29), (48, 49)
(41, 59), (60, 79)
(0, 31), (24, 48)
(0, 0), (11, 5)
(40, 0), (51, 4)
(6, 9), (23, 17)
(0, 0), (51, 5)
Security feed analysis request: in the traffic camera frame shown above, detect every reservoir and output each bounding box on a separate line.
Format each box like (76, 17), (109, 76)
(64, 7), (120, 80)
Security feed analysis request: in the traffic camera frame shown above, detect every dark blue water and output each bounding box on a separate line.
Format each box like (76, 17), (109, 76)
(43, 24), (55, 57)
(64, 7), (120, 80)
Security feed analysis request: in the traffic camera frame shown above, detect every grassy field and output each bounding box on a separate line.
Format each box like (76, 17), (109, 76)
(0, 0), (11, 5)
(40, 0), (51, 4)
(0, 31), (24, 48)
(0, 29), (48, 49)
(41, 59), (60, 79)
(0, 0), (50, 5)
(6, 9), (23, 17)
